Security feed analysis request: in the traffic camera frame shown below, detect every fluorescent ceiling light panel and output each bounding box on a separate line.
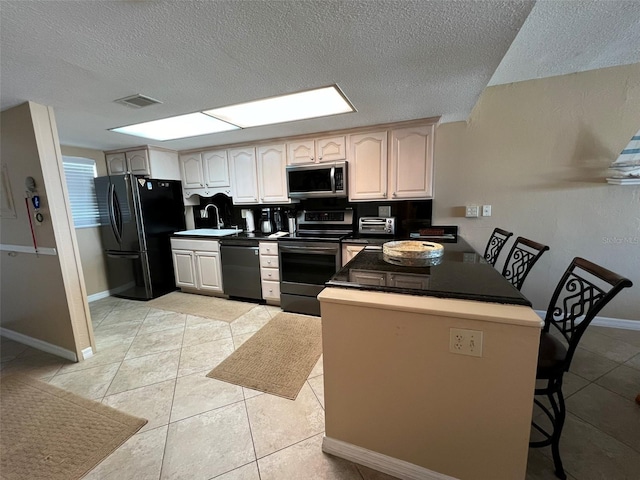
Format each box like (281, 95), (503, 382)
(203, 85), (355, 128)
(111, 112), (238, 141)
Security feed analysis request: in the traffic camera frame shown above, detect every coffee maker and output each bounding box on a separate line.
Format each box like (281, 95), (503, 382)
(260, 208), (274, 234)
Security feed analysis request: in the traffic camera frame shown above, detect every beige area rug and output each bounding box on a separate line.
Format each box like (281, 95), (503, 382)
(0, 375), (147, 480)
(147, 291), (255, 322)
(207, 312), (322, 400)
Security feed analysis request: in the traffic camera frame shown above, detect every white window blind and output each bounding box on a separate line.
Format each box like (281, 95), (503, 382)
(62, 156), (100, 228)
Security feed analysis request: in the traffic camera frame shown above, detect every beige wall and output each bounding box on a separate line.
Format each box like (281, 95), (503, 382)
(434, 63), (640, 320)
(1, 102), (93, 357)
(60, 145), (109, 297)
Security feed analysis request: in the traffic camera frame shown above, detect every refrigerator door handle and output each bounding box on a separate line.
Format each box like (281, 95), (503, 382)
(107, 184), (121, 245)
(106, 252), (140, 260)
(112, 186), (123, 244)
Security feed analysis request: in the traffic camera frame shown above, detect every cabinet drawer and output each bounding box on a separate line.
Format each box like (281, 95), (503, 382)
(260, 255), (278, 269)
(259, 242), (278, 256)
(261, 280), (280, 299)
(170, 238), (219, 252)
(260, 268), (280, 282)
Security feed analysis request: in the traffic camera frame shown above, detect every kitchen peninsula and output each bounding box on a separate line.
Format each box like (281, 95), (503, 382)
(318, 238), (542, 480)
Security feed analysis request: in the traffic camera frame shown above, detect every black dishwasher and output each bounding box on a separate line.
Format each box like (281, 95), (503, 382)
(220, 238), (262, 300)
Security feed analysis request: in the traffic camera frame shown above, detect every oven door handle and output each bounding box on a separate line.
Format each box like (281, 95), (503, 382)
(281, 245), (338, 254)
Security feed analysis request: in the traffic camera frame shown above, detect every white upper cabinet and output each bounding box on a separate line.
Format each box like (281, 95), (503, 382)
(229, 147), (259, 204)
(106, 147), (180, 180)
(287, 136), (346, 165)
(126, 149), (149, 176)
(389, 125), (434, 199)
(257, 143), (289, 203)
(106, 153), (127, 175)
(202, 149), (230, 188)
(348, 131), (388, 201)
(179, 153), (205, 188)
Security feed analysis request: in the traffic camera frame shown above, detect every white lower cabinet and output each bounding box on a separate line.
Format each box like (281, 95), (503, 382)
(259, 242), (280, 304)
(171, 238), (223, 294)
(341, 244), (366, 266)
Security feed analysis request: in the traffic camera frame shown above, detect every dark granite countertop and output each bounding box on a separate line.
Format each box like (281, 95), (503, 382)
(171, 231), (283, 241)
(326, 237), (531, 306)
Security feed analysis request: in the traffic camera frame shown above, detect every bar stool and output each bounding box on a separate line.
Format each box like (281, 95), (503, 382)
(501, 237), (550, 290)
(483, 228), (513, 266)
(530, 257), (632, 479)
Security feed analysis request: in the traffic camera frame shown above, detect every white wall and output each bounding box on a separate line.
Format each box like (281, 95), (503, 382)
(434, 63), (640, 321)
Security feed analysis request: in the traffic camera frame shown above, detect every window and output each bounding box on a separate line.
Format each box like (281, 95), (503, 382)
(62, 156), (100, 228)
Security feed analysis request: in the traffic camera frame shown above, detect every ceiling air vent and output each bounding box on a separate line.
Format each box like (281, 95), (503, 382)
(114, 94), (162, 109)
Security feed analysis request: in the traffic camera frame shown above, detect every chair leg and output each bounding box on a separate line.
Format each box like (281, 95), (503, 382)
(550, 388), (567, 480)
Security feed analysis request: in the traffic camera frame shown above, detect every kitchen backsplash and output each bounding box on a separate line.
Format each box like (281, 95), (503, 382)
(192, 195), (432, 235)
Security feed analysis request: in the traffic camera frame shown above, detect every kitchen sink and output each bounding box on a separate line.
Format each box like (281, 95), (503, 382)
(174, 228), (242, 237)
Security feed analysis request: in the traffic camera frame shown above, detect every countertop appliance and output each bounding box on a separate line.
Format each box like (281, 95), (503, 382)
(260, 208), (274, 234)
(358, 216), (396, 236)
(220, 238), (262, 300)
(279, 209), (354, 316)
(286, 161), (347, 199)
(94, 174), (186, 300)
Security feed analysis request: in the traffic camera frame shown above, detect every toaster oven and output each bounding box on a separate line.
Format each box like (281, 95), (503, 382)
(358, 217), (396, 236)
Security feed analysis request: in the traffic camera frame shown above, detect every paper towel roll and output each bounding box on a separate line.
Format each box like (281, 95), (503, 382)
(244, 209), (255, 232)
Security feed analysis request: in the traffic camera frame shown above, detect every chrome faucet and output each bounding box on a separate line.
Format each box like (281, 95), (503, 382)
(205, 204), (224, 229)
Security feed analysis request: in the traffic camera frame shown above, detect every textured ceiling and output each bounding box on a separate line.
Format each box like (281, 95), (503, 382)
(1, 1), (638, 152)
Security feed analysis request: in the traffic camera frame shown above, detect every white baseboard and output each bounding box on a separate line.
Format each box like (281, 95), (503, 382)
(322, 436), (458, 480)
(87, 290), (111, 303)
(0, 327), (77, 362)
(534, 310), (640, 331)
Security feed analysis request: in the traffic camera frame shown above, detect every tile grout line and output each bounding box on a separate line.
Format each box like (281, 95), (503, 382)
(241, 398), (261, 480)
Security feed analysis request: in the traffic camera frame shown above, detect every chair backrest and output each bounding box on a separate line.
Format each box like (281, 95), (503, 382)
(501, 237), (550, 290)
(483, 228), (513, 266)
(544, 257), (632, 370)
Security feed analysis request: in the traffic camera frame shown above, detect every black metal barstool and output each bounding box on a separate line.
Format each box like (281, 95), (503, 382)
(501, 237), (550, 290)
(530, 257), (632, 479)
(483, 228), (513, 266)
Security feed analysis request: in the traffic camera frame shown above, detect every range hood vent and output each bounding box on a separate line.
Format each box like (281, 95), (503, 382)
(114, 94), (162, 108)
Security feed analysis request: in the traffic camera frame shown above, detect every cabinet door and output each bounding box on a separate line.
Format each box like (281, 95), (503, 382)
(172, 250), (196, 288)
(257, 143), (289, 203)
(316, 136), (346, 162)
(348, 131), (388, 201)
(389, 125), (434, 199)
(195, 251), (223, 292)
(202, 149), (230, 187)
(229, 147), (259, 204)
(341, 244), (366, 266)
(287, 140), (315, 165)
(389, 273), (430, 290)
(179, 153), (204, 188)
(348, 269), (387, 286)
(106, 153), (127, 175)
(126, 149), (150, 176)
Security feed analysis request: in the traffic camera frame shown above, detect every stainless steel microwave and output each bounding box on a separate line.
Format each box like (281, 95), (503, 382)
(286, 161), (348, 199)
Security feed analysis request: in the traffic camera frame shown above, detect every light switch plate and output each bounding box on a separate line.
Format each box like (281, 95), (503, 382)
(482, 205), (492, 217)
(465, 206), (479, 218)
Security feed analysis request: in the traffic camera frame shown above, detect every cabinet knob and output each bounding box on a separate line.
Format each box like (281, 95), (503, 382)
(310, 157), (314, 162)
(383, 193), (387, 198)
(200, 183), (203, 187)
(318, 157), (322, 161)
(392, 192), (397, 198)
(267, 260), (271, 264)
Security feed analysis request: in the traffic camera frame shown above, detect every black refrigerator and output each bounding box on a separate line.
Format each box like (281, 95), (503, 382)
(94, 174), (186, 300)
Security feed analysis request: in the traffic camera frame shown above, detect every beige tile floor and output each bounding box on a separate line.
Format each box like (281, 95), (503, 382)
(1, 296), (639, 480)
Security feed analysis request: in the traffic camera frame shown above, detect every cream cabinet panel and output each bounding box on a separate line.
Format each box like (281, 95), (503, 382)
(261, 280), (280, 300)
(389, 272), (430, 290)
(179, 153), (205, 188)
(348, 269), (387, 286)
(172, 250), (196, 288)
(229, 147), (259, 205)
(258, 241), (280, 303)
(106, 153), (127, 175)
(342, 244), (366, 266)
(389, 125), (434, 199)
(287, 140), (315, 165)
(202, 149), (230, 187)
(195, 251), (223, 292)
(126, 150), (150, 176)
(287, 136), (346, 165)
(348, 131), (388, 201)
(316, 136), (346, 162)
(257, 144), (288, 203)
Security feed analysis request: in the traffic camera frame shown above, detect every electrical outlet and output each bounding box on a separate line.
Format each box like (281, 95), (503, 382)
(378, 205), (391, 217)
(449, 328), (483, 357)
(482, 205), (492, 217)
(465, 205), (479, 218)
